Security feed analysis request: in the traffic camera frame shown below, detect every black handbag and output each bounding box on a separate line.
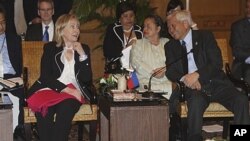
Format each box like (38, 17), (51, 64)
(105, 29), (133, 74)
(105, 59), (122, 74)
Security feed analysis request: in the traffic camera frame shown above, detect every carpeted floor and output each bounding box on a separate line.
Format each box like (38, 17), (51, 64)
(15, 122), (226, 141)
(14, 123), (92, 141)
(68, 123), (91, 141)
(202, 131), (226, 141)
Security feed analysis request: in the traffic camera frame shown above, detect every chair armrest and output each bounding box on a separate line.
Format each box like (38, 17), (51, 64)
(177, 63), (250, 103)
(177, 81), (185, 102)
(23, 67), (29, 96)
(225, 63), (249, 96)
(88, 83), (98, 104)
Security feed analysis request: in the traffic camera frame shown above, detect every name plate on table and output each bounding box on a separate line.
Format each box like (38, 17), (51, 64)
(0, 92), (13, 109)
(110, 90), (136, 101)
(110, 90), (166, 102)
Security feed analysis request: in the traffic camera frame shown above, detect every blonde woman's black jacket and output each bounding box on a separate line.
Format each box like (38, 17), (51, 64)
(5, 32), (23, 78)
(27, 42), (93, 101)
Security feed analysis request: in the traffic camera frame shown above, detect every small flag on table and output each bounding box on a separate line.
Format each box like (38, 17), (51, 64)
(127, 71), (139, 89)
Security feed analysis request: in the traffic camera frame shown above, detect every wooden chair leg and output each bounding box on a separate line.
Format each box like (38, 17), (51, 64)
(24, 123), (32, 141)
(89, 120), (97, 141)
(181, 118), (188, 141)
(169, 113), (182, 141)
(78, 122), (84, 141)
(222, 119), (229, 139)
(77, 121), (97, 141)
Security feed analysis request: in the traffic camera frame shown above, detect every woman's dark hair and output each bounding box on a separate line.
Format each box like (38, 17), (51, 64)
(116, 1), (136, 21)
(166, 0), (184, 15)
(144, 14), (166, 38)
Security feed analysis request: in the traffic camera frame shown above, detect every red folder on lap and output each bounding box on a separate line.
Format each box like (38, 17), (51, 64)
(27, 84), (85, 117)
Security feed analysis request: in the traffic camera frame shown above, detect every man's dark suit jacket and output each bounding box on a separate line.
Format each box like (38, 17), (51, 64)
(5, 32), (22, 78)
(229, 18), (250, 79)
(25, 23), (43, 41)
(0, 0), (16, 34)
(27, 42), (94, 101)
(4, 32), (23, 101)
(23, 0), (73, 24)
(165, 30), (231, 91)
(4, 31), (24, 126)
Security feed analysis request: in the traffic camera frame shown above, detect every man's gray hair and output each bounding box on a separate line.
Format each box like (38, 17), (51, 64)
(168, 10), (192, 26)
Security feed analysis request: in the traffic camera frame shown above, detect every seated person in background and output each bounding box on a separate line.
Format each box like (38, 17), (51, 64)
(103, 1), (143, 73)
(23, 0), (73, 25)
(25, 0), (54, 41)
(229, 0), (250, 85)
(165, 10), (250, 141)
(165, 0), (197, 38)
(0, 4), (24, 139)
(130, 14), (172, 98)
(27, 14), (93, 141)
(0, 0), (16, 34)
(166, 0), (184, 15)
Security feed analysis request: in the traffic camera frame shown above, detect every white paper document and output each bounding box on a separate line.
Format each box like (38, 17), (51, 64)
(120, 45), (132, 70)
(0, 77), (24, 90)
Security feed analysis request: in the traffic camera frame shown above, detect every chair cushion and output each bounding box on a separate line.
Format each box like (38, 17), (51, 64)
(24, 104), (98, 123)
(179, 102), (234, 118)
(73, 104), (98, 121)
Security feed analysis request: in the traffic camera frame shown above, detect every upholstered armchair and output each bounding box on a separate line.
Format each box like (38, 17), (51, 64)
(22, 41), (98, 141)
(171, 39), (250, 141)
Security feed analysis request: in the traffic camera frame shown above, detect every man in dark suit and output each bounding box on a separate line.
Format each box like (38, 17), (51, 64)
(165, 10), (250, 141)
(0, 4), (24, 139)
(23, 0), (73, 25)
(0, 0), (16, 34)
(230, 0), (250, 84)
(25, 0), (54, 41)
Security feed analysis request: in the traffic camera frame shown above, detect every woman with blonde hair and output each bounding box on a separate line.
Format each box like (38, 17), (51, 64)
(27, 14), (93, 141)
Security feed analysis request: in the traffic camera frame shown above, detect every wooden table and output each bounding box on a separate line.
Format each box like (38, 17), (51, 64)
(99, 94), (169, 141)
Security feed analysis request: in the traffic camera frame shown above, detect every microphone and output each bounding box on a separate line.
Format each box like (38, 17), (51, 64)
(142, 48), (194, 98)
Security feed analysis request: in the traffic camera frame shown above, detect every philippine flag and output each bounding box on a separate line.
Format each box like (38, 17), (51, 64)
(127, 71), (139, 89)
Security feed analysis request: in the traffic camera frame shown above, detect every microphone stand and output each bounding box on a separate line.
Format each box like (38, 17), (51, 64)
(142, 66), (166, 98)
(142, 48), (194, 98)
